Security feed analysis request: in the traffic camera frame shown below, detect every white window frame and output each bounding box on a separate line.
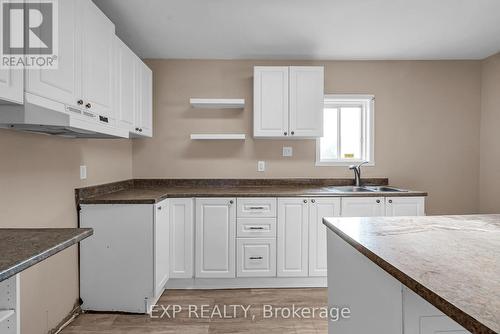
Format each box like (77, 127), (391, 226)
(316, 94), (375, 167)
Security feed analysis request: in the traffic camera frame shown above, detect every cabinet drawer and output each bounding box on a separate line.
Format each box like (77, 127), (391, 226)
(237, 198), (277, 217)
(237, 238), (276, 277)
(237, 218), (276, 238)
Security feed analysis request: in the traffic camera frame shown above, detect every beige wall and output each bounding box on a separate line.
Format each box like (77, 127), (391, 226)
(480, 53), (500, 213)
(0, 130), (132, 334)
(134, 59), (482, 215)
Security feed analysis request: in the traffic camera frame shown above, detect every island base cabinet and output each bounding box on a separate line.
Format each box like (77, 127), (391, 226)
(403, 287), (469, 334)
(195, 198), (236, 278)
(327, 231), (403, 334)
(326, 229), (469, 334)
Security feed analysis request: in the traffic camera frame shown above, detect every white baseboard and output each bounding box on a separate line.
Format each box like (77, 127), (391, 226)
(165, 277), (327, 290)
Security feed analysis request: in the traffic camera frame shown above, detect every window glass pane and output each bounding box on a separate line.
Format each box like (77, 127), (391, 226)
(320, 108), (338, 160)
(340, 107), (362, 160)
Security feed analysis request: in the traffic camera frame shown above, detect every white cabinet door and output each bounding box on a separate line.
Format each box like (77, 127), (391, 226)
(237, 238), (276, 277)
(81, 0), (115, 117)
(0, 1), (23, 105)
(309, 198), (340, 277)
(133, 62), (153, 137)
(341, 197), (385, 217)
(154, 200), (169, 297)
(254, 66), (289, 137)
(25, 0), (80, 107)
(277, 198), (309, 277)
(169, 198), (194, 278)
(289, 66), (324, 138)
(403, 287), (469, 334)
(195, 198), (236, 278)
(114, 37), (136, 132)
(385, 197), (425, 216)
(0, 68), (23, 104)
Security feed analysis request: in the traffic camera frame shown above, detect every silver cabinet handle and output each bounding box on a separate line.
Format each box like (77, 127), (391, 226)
(157, 206), (162, 210)
(303, 199), (307, 203)
(248, 227), (265, 230)
(229, 200), (234, 205)
(388, 199), (393, 204)
(249, 256), (263, 260)
(248, 206), (265, 210)
(376, 199), (381, 204)
(311, 199), (316, 203)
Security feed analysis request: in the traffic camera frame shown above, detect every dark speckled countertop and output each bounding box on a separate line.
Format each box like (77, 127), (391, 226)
(76, 178), (427, 204)
(323, 214), (500, 334)
(0, 228), (93, 282)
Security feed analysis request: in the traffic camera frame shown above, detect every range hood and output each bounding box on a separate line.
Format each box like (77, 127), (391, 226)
(0, 94), (129, 138)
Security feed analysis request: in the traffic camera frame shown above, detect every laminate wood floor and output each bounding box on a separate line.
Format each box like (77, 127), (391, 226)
(61, 288), (328, 333)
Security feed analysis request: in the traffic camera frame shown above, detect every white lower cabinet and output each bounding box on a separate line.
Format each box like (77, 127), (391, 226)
(154, 202), (170, 297)
(169, 198), (194, 278)
(341, 197), (385, 217)
(386, 197), (426, 216)
(195, 198), (236, 278)
(309, 198), (341, 276)
(277, 198), (309, 277)
(403, 287), (469, 334)
(79, 199), (169, 313)
(237, 238), (276, 277)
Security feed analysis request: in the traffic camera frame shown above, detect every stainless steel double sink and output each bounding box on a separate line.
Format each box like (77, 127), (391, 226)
(323, 186), (408, 193)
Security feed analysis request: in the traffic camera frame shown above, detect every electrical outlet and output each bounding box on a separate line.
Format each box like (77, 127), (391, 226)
(258, 161), (265, 172)
(80, 165), (87, 180)
(283, 146), (293, 157)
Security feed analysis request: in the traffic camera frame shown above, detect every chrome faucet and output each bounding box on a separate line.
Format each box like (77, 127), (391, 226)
(349, 161), (369, 186)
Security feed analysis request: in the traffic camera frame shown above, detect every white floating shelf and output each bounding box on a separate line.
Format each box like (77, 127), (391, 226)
(190, 98), (245, 109)
(0, 309), (15, 323)
(190, 134), (246, 140)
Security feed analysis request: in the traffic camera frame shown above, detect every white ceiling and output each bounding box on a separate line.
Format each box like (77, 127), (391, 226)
(93, 0), (500, 60)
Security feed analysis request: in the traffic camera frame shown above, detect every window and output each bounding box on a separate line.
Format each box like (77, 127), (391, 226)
(316, 95), (374, 166)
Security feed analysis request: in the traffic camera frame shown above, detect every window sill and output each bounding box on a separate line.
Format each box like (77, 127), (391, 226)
(315, 160), (375, 167)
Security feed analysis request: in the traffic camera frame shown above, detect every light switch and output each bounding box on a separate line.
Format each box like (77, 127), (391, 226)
(80, 165), (87, 180)
(258, 161), (265, 172)
(283, 146), (293, 157)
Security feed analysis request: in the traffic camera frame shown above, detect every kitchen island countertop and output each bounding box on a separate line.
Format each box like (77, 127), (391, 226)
(323, 214), (500, 334)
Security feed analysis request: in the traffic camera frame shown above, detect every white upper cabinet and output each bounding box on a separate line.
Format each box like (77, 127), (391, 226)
(254, 66), (324, 138)
(133, 62), (153, 137)
(0, 1), (23, 104)
(115, 38), (137, 132)
(341, 197), (385, 217)
(25, 0), (80, 108)
(115, 37), (153, 138)
(254, 66), (289, 137)
(0, 68), (23, 104)
(289, 66), (324, 137)
(81, 0), (115, 118)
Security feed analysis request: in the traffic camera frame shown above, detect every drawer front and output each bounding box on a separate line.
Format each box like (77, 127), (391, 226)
(237, 198), (277, 218)
(237, 218), (277, 238)
(237, 238), (276, 277)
